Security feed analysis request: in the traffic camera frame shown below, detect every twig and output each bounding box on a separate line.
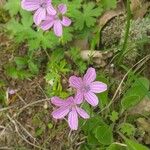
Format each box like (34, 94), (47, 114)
(0, 105), (16, 112)
(17, 98), (50, 116)
(7, 114), (46, 150)
(15, 119), (38, 144)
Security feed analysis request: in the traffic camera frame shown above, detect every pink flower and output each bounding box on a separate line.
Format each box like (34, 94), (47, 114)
(51, 96), (89, 130)
(69, 68), (107, 106)
(21, 0), (56, 25)
(40, 4), (71, 37)
(7, 88), (18, 95)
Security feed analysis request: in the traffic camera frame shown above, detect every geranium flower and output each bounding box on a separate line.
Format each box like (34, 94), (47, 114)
(51, 96), (89, 130)
(40, 4), (71, 37)
(21, 0), (56, 25)
(69, 67), (107, 106)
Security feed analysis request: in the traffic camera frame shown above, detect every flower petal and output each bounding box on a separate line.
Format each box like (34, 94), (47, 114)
(53, 20), (63, 37)
(90, 81), (107, 93)
(21, 0), (40, 11)
(33, 8), (46, 25)
(58, 4), (67, 14)
(40, 17), (54, 30)
(46, 5), (56, 15)
(61, 16), (71, 27)
(69, 76), (82, 89)
(84, 92), (99, 106)
(52, 107), (69, 119)
(68, 109), (78, 130)
(51, 97), (66, 106)
(83, 67), (96, 83)
(76, 107), (89, 119)
(75, 91), (83, 104)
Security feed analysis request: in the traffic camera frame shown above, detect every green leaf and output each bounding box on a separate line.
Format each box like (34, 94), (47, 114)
(82, 116), (105, 134)
(109, 111), (119, 122)
(15, 57), (28, 68)
(5, 0), (21, 16)
(121, 95), (140, 110)
(101, 0), (117, 10)
(125, 138), (149, 150)
(107, 143), (127, 150)
(95, 125), (113, 145)
(121, 77), (150, 110)
(120, 123), (135, 137)
(73, 2), (103, 30)
(28, 61), (39, 74)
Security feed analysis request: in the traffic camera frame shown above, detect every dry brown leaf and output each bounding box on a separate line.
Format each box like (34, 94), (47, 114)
(131, 0), (150, 19)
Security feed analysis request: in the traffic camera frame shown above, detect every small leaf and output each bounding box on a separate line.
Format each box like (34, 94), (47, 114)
(95, 125), (113, 145)
(109, 111), (119, 122)
(28, 61), (39, 74)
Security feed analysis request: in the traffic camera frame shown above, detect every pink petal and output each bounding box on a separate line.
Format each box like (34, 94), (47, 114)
(84, 92), (99, 106)
(90, 81), (107, 93)
(76, 107), (89, 119)
(40, 17), (54, 30)
(47, 0), (51, 3)
(51, 97), (65, 106)
(61, 16), (71, 27)
(53, 20), (63, 37)
(69, 76), (82, 89)
(75, 91), (83, 104)
(68, 109), (78, 130)
(21, 0), (40, 11)
(83, 67), (96, 83)
(52, 107), (69, 119)
(58, 4), (67, 14)
(46, 5), (56, 15)
(33, 8), (46, 25)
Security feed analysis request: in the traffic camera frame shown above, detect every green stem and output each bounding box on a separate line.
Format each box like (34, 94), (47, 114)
(117, 0), (131, 64)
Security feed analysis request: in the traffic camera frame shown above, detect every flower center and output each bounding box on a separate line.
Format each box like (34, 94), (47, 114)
(81, 85), (90, 93)
(40, 1), (47, 8)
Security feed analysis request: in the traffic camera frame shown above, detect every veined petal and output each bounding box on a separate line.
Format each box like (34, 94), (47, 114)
(53, 20), (63, 37)
(58, 4), (67, 14)
(83, 67), (96, 83)
(33, 8), (46, 25)
(46, 5), (56, 15)
(21, 0), (40, 11)
(75, 91), (83, 104)
(51, 97), (66, 106)
(69, 76), (82, 89)
(90, 81), (107, 93)
(52, 107), (69, 119)
(68, 109), (78, 130)
(40, 18), (54, 30)
(61, 16), (71, 27)
(84, 92), (99, 106)
(47, 0), (51, 3)
(76, 107), (89, 119)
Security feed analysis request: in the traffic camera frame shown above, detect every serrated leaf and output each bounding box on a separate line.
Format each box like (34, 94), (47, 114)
(5, 0), (21, 16)
(28, 61), (39, 74)
(73, 2), (103, 30)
